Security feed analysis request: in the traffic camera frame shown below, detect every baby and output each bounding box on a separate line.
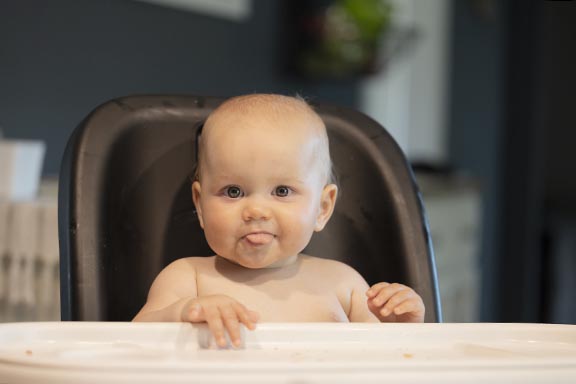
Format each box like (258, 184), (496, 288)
(133, 94), (425, 347)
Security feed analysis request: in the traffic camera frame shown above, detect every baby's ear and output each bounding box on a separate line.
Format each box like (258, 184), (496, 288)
(314, 184), (338, 232)
(191, 181), (205, 228)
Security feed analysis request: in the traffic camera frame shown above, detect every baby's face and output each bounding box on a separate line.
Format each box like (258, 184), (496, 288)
(192, 113), (336, 269)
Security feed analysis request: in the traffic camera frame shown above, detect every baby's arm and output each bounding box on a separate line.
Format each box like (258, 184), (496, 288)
(132, 259), (198, 322)
(133, 258), (258, 347)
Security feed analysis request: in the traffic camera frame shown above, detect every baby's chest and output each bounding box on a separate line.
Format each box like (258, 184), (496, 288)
(197, 278), (348, 322)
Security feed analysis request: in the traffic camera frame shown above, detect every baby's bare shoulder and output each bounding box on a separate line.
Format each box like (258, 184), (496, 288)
(300, 255), (363, 278)
(158, 256), (215, 279)
(149, 256), (215, 299)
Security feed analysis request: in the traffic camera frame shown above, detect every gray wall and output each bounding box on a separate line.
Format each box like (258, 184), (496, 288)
(449, 0), (576, 322)
(447, 0), (505, 321)
(0, 0), (358, 175)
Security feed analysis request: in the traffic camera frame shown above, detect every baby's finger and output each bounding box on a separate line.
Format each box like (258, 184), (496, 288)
(391, 297), (423, 316)
(380, 289), (413, 317)
(233, 302), (258, 330)
(220, 306), (243, 347)
(370, 283), (407, 307)
(248, 310), (260, 323)
(203, 306), (227, 347)
(366, 282), (390, 298)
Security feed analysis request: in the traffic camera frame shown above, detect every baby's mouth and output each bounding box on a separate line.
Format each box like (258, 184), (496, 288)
(243, 232), (275, 245)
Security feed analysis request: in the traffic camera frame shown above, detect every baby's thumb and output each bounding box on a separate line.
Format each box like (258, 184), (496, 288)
(184, 303), (205, 322)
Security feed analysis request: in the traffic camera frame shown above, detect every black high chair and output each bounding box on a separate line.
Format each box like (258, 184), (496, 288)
(58, 95), (442, 323)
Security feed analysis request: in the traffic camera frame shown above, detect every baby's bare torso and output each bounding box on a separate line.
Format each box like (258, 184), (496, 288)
(190, 255), (351, 322)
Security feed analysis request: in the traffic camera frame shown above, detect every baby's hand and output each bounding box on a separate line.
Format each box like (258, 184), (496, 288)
(366, 282), (425, 323)
(182, 295), (259, 348)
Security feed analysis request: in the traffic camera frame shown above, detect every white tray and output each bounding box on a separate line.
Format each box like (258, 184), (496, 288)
(0, 322), (575, 383)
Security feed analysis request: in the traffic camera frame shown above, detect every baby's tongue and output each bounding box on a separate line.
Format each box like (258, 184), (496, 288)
(245, 233), (274, 245)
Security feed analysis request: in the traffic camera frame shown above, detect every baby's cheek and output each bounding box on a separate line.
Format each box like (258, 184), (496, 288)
(281, 215), (316, 247)
(203, 216), (234, 248)
(203, 204), (234, 229)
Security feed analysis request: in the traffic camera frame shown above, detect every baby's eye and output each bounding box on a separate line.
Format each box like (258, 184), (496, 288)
(224, 186), (243, 198)
(274, 186), (292, 197)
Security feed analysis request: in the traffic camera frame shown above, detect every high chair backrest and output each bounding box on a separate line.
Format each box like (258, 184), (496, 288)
(59, 95), (442, 322)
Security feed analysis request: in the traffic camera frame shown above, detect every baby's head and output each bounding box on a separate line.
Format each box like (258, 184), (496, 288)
(195, 94), (333, 185)
(192, 94), (338, 268)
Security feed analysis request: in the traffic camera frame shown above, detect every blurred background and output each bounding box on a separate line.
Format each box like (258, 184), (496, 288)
(0, 0), (574, 324)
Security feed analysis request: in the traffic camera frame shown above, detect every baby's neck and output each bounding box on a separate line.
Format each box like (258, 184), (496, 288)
(263, 254), (299, 268)
(215, 254), (299, 270)
(213, 254), (302, 284)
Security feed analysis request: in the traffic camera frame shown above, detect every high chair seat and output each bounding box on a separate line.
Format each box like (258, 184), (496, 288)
(58, 95), (442, 322)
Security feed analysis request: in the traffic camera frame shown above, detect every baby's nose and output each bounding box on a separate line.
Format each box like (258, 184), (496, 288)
(241, 198), (271, 221)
